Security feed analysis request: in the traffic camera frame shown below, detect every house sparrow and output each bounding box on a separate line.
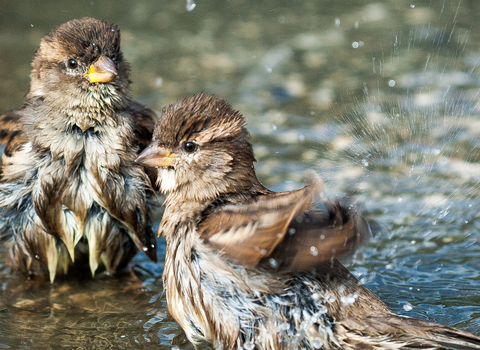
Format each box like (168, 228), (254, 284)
(136, 93), (480, 350)
(0, 17), (157, 283)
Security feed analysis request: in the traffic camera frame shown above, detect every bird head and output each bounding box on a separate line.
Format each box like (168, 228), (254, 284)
(28, 17), (131, 114)
(136, 93), (259, 202)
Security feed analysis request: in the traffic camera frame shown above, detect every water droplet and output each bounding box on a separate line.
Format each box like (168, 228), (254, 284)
(352, 41), (359, 49)
(142, 247), (148, 251)
(30, 24), (34, 28)
(312, 337), (323, 349)
(186, 0), (196, 11)
(362, 159), (369, 167)
(398, 197), (403, 202)
(334, 18), (340, 27)
(269, 258), (278, 268)
(288, 228), (296, 235)
(310, 246), (318, 256)
(151, 244), (155, 248)
(266, 67), (272, 73)
(260, 249), (267, 256)
(403, 302), (413, 311)
(354, 21), (359, 29)
(341, 293), (359, 307)
(410, 4), (416, 8)
(388, 79), (396, 87)
(244, 341), (255, 350)
(35, 255), (40, 260)
(319, 235), (325, 240)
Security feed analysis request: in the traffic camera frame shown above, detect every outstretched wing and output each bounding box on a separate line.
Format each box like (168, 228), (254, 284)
(198, 174), (368, 271)
(260, 199), (369, 272)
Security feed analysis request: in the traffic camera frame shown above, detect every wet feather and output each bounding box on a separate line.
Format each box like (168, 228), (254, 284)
(137, 93), (480, 350)
(0, 18), (157, 282)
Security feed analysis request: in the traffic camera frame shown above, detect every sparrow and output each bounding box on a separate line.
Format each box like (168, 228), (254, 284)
(0, 17), (157, 283)
(136, 93), (480, 350)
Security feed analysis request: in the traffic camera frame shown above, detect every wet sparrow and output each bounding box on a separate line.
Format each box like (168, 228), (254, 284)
(136, 93), (480, 350)
(0, 18), (157, 282)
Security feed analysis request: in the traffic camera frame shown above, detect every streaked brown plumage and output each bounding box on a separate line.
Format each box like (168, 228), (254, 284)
(136, 93), (480, 350)
(0, 18), (157, 282)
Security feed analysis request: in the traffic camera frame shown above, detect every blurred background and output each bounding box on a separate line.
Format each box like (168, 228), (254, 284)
(1, 0), (480, 348)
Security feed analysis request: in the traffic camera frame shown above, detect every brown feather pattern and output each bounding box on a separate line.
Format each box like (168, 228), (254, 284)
(0, 18), (157, 282)
(137, 93), (480, 349)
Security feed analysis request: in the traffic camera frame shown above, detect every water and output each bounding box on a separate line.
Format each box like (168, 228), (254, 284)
(1, 0), (480, 348)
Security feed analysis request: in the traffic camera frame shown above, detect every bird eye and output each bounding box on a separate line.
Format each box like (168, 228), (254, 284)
(67, 59), (78, 69)
(182, 141), (197, 153)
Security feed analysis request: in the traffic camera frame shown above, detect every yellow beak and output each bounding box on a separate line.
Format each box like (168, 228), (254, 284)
(135, 142), (174, 168)
(85, 55), (117, 83)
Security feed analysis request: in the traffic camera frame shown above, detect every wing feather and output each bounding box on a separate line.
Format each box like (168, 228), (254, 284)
(198, 174), (368, 271)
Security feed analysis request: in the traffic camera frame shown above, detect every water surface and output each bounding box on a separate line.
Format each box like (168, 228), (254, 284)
(1, 0), (480, 348)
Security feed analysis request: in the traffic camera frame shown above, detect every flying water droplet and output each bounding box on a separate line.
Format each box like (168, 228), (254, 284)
(310, 246), (318, 256)
(186, 0), (196, 11)
(269, 258), (278, 268)
(403, 302), (413, 311)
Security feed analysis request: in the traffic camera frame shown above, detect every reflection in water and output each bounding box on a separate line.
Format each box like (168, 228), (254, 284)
(0, 0), (480, 348)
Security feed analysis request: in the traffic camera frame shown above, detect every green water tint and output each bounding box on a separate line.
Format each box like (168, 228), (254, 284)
(0, 0), (480, 348)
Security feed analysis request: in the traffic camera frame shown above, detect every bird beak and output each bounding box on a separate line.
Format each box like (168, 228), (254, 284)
(85, 55), (117, 83)
(135, 142), (174, 168)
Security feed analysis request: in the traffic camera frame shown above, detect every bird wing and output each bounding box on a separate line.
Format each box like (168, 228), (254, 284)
(260, 199), (369, 272)
(128, 101), (157, 152)
(127, 101), (159, 189)
(0, 109), (29, 182)
(198, 174), (369, 271)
